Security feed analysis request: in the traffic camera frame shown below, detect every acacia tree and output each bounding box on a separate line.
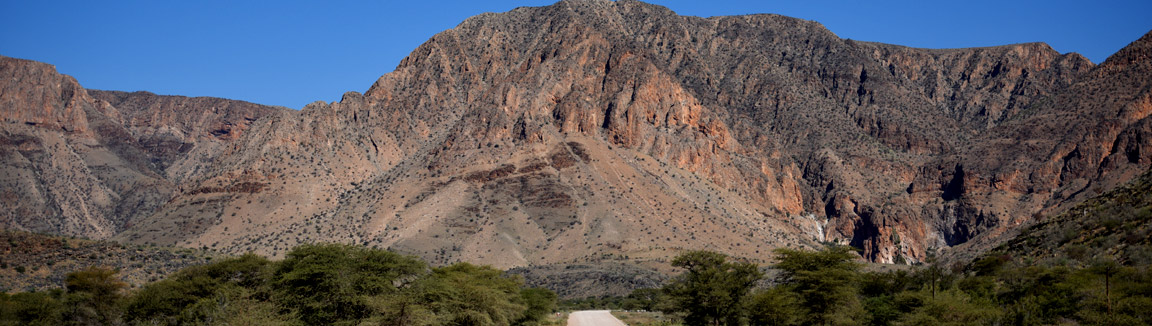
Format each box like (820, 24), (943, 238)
(64, 266), (128, 325)
(773, 245), (865, 325)
(663, 250), (763, 326)
(273, 243), (426, 325)
(413, 263), (527, 326)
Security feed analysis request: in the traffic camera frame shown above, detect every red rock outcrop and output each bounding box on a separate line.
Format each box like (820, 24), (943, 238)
(0, 56), (284, 239)
(4, 1), (1151, 271)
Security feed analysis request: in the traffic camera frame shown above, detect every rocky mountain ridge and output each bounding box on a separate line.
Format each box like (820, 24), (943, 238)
(2, 0), (1150, 277)
(0, 56), (285, 239)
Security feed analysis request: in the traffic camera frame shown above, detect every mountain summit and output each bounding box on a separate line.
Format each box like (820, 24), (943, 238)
(3, 0), (1149, 281)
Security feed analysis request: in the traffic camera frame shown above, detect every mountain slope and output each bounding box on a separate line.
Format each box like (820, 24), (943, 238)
(4, 0), (1151, 274)
(0, 230), (213, 292)
(0, 56), (285, 239)
(990, 167), (1152, 265)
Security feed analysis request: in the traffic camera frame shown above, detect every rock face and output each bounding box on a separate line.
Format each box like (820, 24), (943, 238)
(3, 0), (1151, 277)
(987, 168), (1152, 266)
(0, 56), (285, 239)
(88, 90), (279, 171)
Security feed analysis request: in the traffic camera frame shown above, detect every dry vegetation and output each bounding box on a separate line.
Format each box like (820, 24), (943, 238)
(611, 311), (680, 326)
(2, 3), (1151, 301)
(0, 230), (214, 292)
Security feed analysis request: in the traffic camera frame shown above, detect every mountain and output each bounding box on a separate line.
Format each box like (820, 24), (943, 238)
(0, 230), (213, 292)
(0, 56), (286, 239)
(989, 167), (1152, 265)
(2, 0), (1150, 283)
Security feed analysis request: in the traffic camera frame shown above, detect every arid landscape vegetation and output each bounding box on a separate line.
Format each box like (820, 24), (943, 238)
(1, 0), (1151, 324)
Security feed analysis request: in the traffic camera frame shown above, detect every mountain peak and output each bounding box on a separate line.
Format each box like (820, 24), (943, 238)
(0, 55), (91, 132)
(1099, 29), (1152, 71)
(2, 3), (1150, 296)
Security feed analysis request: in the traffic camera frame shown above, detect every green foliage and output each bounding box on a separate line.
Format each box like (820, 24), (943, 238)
(622, 288), (665, 312)
(518, 288), (559, 325)
(663, 250), (762, 326)
(894, 291), (1001, 326)
(272, 243), (426, 325)
(13, 238), (1152, 326)
(0, 290), (64, 325)
(745, 287), (802, 326)
(361, 291), (437, 326)
(651, 244), (1152, 326)
(64, 266), (128, 325)
(773, 245), (866, 325)
(180, 285), (299, 326)
(0, 267), (130, 325)
(412, 263), (527, 326)
(4, 244), (557, 326)
(559, 295), (631, 311)
(126, 253), (290, 325)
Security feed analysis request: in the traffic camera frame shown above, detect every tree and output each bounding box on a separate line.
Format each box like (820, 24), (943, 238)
(663, 250), (763, 326)
(125, 253), (277, 324)
(413, 263), (528, 326)
(920, 250), (945, 300)
(746, 287), (803, 326)
(895, 291), (1002, 326)
(362, 291), (436, 326)
(273, 244), (426, 325)
(1089, 258), (1121, 318)
(516, 288), (558, 325)
(623, 288), (664, 312)
(0, 290), (65, 325)
(63, 266), (127, 325)
(773, 245), (865, 325)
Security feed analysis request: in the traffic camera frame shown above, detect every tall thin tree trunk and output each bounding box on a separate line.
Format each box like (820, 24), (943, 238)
(1106, 273), (1112, 317)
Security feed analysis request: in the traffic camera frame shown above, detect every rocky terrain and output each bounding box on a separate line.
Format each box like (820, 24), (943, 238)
(0, 230), (213, 292)
(987, 168), (1152, 266)
(2, 0), (1150, 295)
(509, 262), (669, 298)
(0, 56), (285, 240)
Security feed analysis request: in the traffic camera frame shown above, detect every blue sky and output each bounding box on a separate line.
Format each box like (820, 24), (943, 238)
(2, 0), (1149, 109)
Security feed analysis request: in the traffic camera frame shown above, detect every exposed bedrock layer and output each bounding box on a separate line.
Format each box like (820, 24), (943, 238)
(2, 1), (1150, 271)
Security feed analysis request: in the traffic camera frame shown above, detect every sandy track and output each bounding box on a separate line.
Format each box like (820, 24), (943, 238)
(568, 310), (627, 326)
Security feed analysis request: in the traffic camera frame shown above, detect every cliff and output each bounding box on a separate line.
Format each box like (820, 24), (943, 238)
(3, 1), (1150, 280)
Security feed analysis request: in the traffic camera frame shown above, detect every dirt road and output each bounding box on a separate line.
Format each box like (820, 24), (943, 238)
(567, 310), (627, 326)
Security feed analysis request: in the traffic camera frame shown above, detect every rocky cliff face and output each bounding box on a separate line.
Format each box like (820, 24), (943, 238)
(4, 0), (1151, 274)
(88, 90), (280, 171)
(0, 56), (284, 239)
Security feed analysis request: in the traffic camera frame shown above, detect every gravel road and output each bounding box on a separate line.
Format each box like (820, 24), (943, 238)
(567, 310), (627, 326)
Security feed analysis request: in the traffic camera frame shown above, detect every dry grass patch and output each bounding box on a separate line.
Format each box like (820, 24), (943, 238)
(611, 310), (681, 326)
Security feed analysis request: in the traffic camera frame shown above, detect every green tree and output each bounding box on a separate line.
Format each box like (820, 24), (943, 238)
(189, 286), (298, 326)
(858, 270), (923, 326)
(919, 250), (945, 300)
(273, 244), (426, 325)
(516, 288), (558, 326)
(663, 250), (763, 326)
(125, 253), (278, 325)
(0, 290), (65, 326)
(623, 288), (664, 312)
(895, 291), (1001, 326)
(773, 245), (865, 325)
(362, 292), (436, 326)
(63, 266), (127, 325)
(746, 287), (803, 326)
(413, 263), (528, 326)
(1089, 259), (1121, 318)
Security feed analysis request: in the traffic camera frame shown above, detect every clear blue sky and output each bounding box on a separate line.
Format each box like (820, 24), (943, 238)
(2, 0), (1149, 109)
